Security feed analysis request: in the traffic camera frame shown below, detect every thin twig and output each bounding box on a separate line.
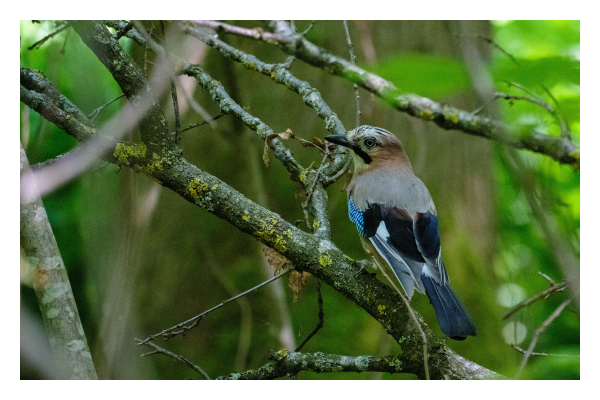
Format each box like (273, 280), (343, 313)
(159, 315), (203, 341)
(139, 266), (293, 345)
(299, 22), (314, 36)
(503, 281), (567, 320)
(323, 152), (351, 186)
(343, 20), (360, 128)
(504, 81), (573, 140)
(177, 80), (215, 125)
(516, 299), (572, 378)
(161, 21), (182, 143)
(496, 91), (553, 113)
(295, 280), (324, 352)
(542, 84), (572, 140)
(28, 24), (69, 50)
(378, 267), (429, 380)
(511, 344), (579, 358)
(180, 113), (224, 134)
(169, 76), (181, 142)
(538, 271), (556, 285)
(87, 94), (127, 121)
(136, 338), (211, 379)
(302, 151), (330, 230)
(464, 34), (519, 66)
(59, 27), (71, 55)
(474, 82), (572, 142)
(114, 21), (135, 40)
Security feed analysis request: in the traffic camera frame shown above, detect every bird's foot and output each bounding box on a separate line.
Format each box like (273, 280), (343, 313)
(355, 259), (375, 277)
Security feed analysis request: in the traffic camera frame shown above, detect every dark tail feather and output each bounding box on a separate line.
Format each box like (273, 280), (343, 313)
(422, 274), (476, 340)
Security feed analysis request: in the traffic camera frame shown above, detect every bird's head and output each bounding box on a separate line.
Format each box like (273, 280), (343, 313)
(325, 125), (412, 174)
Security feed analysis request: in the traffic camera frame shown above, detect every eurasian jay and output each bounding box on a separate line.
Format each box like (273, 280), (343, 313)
(325, 125), (476, 340)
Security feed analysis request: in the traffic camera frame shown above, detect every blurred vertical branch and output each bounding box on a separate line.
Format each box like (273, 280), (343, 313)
(504, 149), (580, 312)
(20, 143), (97, 380)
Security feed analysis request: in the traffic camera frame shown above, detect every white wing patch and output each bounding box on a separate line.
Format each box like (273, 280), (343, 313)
(369, 221), (425, 298)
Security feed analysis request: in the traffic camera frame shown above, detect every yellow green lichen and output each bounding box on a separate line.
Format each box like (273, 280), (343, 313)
(444, 110), (459, 124)
(113, 143), (147, 165)
(312, 220), (321, 229)
(276, 349), (288, 360)
(298, 170), (307, 184)
(254, 217), (291, 253)
(187, 177), (215, 211)
(419, 108), (434, 121)
(244, 60), (257, 70)
(188, 178), (210, 200)
(319, 255), (332, 267)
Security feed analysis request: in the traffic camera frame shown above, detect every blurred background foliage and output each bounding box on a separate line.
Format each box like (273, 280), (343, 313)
(20, 20), (579, 379)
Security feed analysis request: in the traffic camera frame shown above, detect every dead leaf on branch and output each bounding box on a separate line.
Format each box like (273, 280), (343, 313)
(289, 270), (311, 302)
(263, 245), (291, 275)
(263, 128), (294, 167)
(262, 245), (310, 301)
(262, 128), (329, 167)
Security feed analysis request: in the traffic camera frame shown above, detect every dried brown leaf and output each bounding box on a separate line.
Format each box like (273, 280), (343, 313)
(289, 270), (311, 302)
(278, 128), (294, 140)
(263, 245), (291, 275)
(263, 129), (294, 167)
(311, 137), (327, 151)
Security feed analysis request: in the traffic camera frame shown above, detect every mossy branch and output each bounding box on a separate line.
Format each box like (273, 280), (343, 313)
(216, 350), (407, 380)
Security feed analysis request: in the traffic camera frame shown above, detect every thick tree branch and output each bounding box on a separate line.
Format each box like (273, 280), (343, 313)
(216, 350), (499, 380)
(194, 20), (580, 171)
(70, 21), (173, 154)
(20, 67), (94, 128)
(216, 350), (405, 380)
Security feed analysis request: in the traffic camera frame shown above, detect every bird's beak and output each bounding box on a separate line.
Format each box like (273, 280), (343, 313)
(324, 134), (352, 148)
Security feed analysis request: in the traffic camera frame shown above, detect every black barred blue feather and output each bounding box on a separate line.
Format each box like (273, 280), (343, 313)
(348, 197), (366, 237)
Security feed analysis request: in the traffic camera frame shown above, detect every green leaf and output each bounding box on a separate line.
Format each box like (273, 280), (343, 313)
(365, 54), (471, 99)
(493, 56), (580, 88)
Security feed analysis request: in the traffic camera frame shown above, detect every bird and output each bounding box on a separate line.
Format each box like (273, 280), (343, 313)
(325, 125), (476, 340)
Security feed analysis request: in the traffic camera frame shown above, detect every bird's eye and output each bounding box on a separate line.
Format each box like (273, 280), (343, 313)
(364, 138), (377, 148)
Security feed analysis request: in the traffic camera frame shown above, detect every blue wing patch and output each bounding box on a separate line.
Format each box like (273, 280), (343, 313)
(348, 197), (366, 237)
